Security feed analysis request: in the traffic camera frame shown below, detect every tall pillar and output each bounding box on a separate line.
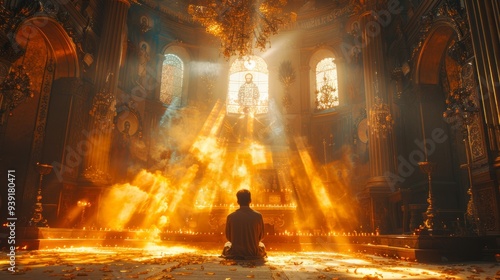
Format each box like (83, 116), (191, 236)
(94, 0), (131, 92)
(82, 0), (131, 184)
(299, 52), (311, 137)
(359, 9), (396, 233)
(464, 0), (500, 158)
(362, 12), (393, 183)
(464, 0), (500, 232)
(154, 53), (166, 101)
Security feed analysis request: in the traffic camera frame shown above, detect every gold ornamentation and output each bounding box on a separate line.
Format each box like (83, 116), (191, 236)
(89, 73), (116, 131)
(391, 67), (404, 103)
(30, 163), (53, 227)
(0, 65), (32, 118)
(417, 161), (437, 232)
(82, 165), (110, 183)
(443, 86), (478, 131)
(0, 26), (34, 122)
(368, 96), (393, 137)
(279, 60), (295, 112)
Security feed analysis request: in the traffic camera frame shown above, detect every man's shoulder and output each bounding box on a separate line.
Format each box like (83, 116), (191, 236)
(250, 208), (262, 215)
(232, 207), (262, 215)
(243, 207), (263, 217)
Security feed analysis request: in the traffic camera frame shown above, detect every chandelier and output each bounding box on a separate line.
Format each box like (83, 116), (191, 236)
(188, 0), (296, 58)
(315, 75), (338, 111)
(0, 65), (32, 112)
(0, 34), (33, 122)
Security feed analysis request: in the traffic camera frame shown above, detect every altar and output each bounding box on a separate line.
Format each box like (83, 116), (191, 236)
(190, 204), (296, 233)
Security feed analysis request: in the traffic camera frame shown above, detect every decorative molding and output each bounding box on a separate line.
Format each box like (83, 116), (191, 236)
(65, 78), (89, 180)
(89, 73), (116, 131)
(368, 97), (393, 138)
(279, 60), (296, 112)
(476, 187), (497, 231)
(82, 165), (111, 183)
(22, 58), (55, 209)
(469, 119), (485, 160)
(447, 39), (470, 65)
(410, 1), (469, 63)
(290, 2), (360, 30)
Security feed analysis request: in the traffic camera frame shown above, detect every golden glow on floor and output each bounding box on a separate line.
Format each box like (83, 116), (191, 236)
(1, 246), (497, 279)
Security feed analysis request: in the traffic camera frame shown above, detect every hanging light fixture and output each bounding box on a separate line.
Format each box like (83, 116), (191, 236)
(315, 75), (338, 111)
(188, 0), (296, 59)
(0, 30), (33, 122)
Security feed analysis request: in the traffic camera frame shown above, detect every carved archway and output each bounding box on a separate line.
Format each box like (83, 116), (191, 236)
(414, 23), (457, 85)
(16, 17), (80, 79)
(4, 16), (81, 223)
(411, 20), (472, 224)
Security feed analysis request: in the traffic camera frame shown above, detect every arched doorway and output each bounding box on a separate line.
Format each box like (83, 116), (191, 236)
(410, 22), (477, 232)
(0, 17), (80, 225)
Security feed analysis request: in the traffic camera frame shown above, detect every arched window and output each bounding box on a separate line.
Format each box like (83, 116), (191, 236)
(227, 56), (269, 115)
(160, 54), (184, 105)
(315, 57), (339, 110)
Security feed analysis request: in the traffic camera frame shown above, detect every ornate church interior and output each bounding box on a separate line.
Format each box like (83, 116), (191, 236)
(0, 0), (499, 260)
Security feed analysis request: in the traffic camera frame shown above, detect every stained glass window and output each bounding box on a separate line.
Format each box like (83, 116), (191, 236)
(160, 54), (183, 105)
(315, 58), (339, 110)
(227, 56), (269, 115)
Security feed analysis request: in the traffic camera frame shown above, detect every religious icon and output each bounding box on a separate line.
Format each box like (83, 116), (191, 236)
(137, 41), (150, 86)
(238, 73), (260, 113)
(116, 110), (140, 137)
(140, 16), (152, 33)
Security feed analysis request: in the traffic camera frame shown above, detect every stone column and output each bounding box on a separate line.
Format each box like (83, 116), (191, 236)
(464, 0), (500, 232)
(359, 10), (396, 233)
(464, 1), (500, 157)
(154, 53), (166, 101)
(361, 12), (393, 184)
(94, 0), (131, 92)
(299, 52), (311, 136)
(82, 0), (131, 184)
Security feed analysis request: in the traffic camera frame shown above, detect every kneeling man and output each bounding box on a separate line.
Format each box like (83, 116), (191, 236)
(221, 189), (267, 260)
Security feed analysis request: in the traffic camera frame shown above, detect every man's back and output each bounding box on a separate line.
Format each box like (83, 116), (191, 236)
(225, 206), (265, 259)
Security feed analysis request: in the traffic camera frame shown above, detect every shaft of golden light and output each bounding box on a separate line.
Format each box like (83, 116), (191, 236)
(249, 141), (268, 166)
(190, 99), (227, 171)
(210, 106), (227, 137)
(131, 170), (171, 228)
(246, 113), (254, 139)
(294, 137), (333, 209)
(166, 164), (199, 215)
(100, 183), (149, 229)
(190, 99), (225, 146)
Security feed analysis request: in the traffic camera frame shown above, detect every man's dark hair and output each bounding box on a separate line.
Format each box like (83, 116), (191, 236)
(236, 189), (251, 206)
